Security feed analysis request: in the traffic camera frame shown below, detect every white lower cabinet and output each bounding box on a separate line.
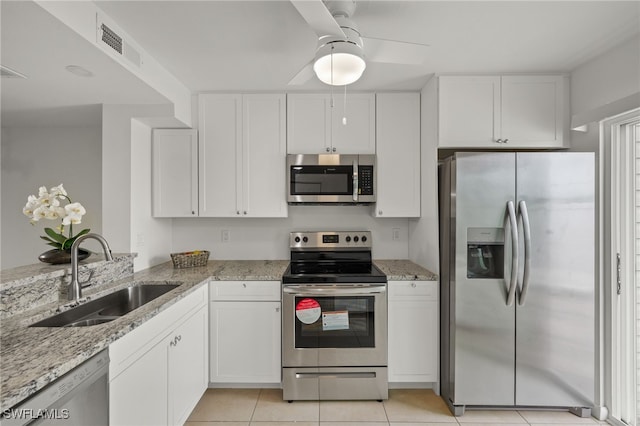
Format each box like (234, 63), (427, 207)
(388, 280), (438, 384)
(109, 285), (208, 426)
(209, 281), (281, 384)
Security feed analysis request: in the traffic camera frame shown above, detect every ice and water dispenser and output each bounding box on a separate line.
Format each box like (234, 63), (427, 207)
(466, 228), (504, 279)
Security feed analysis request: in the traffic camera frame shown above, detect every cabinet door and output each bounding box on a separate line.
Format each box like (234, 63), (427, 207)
(287, 94), (331, 153)
(331, 93), (376, 154)
(375, 93), (420, 217)
(388, 281), (438, 383)
(198, 94), (242, 216)
(501, 75), (565, 148)
(438, 76), (501, 147)
(168, 306), (208, 426)
(110, 341), (168, 426)
(210, 301), (281, 383)
(152, 129), (198, 217)
(242, 94), (288, 217)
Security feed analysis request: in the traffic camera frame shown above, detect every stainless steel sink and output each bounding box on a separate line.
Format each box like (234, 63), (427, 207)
(30, 284), (180, 327)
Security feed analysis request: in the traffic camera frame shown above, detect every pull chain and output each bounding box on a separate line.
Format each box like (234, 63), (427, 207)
(342, 84), (347, 125)
(330, 45), (334, 109)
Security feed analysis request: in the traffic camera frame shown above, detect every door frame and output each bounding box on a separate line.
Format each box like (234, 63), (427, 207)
(600, 109), (639, 426)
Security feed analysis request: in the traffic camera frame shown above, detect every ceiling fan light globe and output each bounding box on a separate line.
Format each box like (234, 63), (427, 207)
(313, 40), (366, 86)
(313, 52), (365, 85)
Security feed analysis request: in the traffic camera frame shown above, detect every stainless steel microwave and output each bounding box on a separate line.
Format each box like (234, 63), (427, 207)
(287, 154), (376, 204)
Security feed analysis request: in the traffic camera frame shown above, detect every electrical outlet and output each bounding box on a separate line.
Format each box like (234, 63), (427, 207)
(221, 229), (230, 243)
(392, 228), (401, 241)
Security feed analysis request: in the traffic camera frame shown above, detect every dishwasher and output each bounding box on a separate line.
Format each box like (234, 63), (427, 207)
(2, 349), (109, 426)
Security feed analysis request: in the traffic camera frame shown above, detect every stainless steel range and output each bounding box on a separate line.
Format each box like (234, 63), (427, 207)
(281, 231), (388, 401)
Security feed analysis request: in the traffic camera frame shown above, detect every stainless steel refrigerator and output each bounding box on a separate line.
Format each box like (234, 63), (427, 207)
(439, 152), (595, 416)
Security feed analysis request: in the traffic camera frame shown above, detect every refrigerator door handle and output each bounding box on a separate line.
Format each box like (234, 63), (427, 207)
(518, 200), (532, 306)
(506, 201), (519, 306)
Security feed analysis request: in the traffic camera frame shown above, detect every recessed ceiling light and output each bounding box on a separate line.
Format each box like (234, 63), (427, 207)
(65, 65), (94, 77)
(0, 65), (27, 79)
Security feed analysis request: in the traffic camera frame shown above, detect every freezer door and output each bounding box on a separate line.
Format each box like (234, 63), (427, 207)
(515, 152), (595, 407)
(452, 153), (516, 406)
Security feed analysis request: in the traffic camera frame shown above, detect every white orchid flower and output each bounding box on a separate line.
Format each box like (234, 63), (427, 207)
(32, 205), (48, 222)
(38, 186), (48, 197)
(50, 184), (67, 199)
(23, 195), (41, 218)
(44, 206), (65, 220)
(63, 202), (86, 225)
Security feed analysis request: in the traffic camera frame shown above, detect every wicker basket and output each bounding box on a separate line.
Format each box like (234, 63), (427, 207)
(170, 250), (210, 268)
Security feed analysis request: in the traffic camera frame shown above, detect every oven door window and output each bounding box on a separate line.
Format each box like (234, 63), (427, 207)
(294, 296), (375, 348)
(290, 166), (353, 195)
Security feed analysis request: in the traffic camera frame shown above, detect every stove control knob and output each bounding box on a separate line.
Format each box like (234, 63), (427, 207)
(353, 236), (359, 243)
(302, 236), (308, 243)
(361, 235), (367, 243)
(294, 236), (301, 243)
(345, 236), (351, 242)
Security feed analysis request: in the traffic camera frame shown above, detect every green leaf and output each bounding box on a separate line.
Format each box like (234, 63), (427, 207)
(74, 228), (91, 239)
(40, 236), (62, 249)
(44, 228), (66, 244)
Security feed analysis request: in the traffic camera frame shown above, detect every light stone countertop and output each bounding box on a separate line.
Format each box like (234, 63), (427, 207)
(374, 259), (439, 281)
(0, 258), (435, 410)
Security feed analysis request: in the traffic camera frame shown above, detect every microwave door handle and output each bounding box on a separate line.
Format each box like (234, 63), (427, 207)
(353, 159), (359, 201)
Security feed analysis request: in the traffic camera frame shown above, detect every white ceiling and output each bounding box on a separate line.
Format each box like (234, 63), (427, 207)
(96, 0), (640, 92)
(2, 1), (639, 126)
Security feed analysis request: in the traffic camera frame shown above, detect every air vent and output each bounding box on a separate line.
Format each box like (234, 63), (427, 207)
(1, 65), (27, 79)
(101, 23), (122, 55)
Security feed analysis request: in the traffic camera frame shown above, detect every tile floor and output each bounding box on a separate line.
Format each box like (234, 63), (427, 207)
(185, 389), (608, 426)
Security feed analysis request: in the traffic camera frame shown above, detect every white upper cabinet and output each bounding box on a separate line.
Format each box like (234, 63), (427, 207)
(152, 129), (198, 217)
(375, 93), (421, 218)
(198, 93), (287, 218)
(287, 93), (375, 154)
(438, 75), (568, 149)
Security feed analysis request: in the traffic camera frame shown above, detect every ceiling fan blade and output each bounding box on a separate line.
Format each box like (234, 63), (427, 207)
(288, 61), (315, 85)
(362, 36), (430, 65)
(290, 0), (345, 38)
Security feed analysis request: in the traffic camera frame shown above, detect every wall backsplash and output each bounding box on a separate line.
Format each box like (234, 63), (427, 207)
(171, 206), (410, 260)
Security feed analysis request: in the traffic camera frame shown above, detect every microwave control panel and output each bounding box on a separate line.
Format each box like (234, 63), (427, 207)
(358, 166), (374, 195)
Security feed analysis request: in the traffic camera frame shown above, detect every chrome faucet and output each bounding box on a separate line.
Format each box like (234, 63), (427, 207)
(68, 233), (114, 301)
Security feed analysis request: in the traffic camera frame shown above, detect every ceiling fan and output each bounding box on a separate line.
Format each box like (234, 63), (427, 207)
(289, 0), (429, 86)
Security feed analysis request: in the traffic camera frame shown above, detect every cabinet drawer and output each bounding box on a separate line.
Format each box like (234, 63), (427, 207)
(388, 280), (437, 300)
(209, 280), (281, 301)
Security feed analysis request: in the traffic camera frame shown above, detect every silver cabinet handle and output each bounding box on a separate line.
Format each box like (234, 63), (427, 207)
(242, 283), (247, 288)
(495, 139), (508, 144)
(411, 282), (416, 288)
(378, 210), (383, 215)
(503, 138), (509, 143)
(326, 147), (331, 152)
(352, 158), (359, 201)
(276, 307), (280, 313)
(283, 284), (386, 295)
(518, 200), (531, 306)
(169, 335), (182, 347)
(332, 147), (336, 152)
(506, 201), (519, 306)
(243, 211), (247, 215)
(236, 211), (240, 215)
(192, 211), (196, 215)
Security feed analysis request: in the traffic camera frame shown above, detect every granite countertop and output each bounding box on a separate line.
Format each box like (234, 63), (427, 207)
(0, 258), (434, 410)
(374, 259), (439, 281)
(0, 259), (288, 411)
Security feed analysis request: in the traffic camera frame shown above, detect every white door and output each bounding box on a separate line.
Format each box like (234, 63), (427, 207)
(152, 129), (198, 217)
(287, 94), (331, 154)
(604, 111), (640, 426)
(331, 92), (376, 154)
(110, 342), (168, 426)
(438, 76), (500, 147)
(198, 94), (242, 217)
(375, 93), (420, 217)
(210, 301), (281, 383)
(501, 75), (565, 148)
(168, 307), (208, 426)
(242, 94), (288, 217)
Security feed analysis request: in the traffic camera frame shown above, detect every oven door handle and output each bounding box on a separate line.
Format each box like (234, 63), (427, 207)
(283, 285), (386, 295)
